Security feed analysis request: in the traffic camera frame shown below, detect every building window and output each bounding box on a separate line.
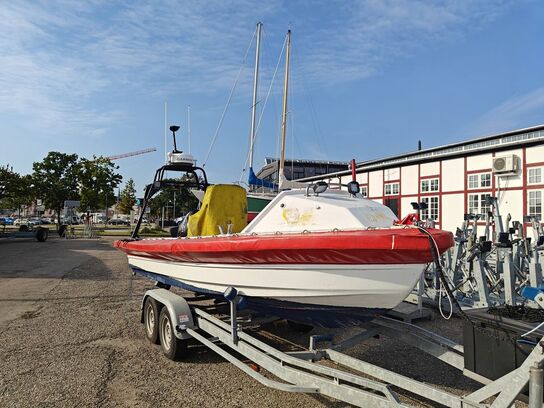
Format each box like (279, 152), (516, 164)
(384, 182), (399, 196)
(528, 168), (542, 185)
(480, 193), (492, 215)
(421, 178), (439, 193)
(361, 186), (368, 198)
(421, 196), (439, 221)
(468, 194), (479, 214)
(468, 193), (492, 216)
(529, 190), (542, 218)
(468, 173), (491, 189)
(292, 169), (305, 179)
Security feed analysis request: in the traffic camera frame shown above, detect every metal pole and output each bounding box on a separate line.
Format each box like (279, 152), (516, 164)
(105, 190), (108, 225)
(278, 29), (291, 189)
(164, 101), (167, 163)
(161, 207), (164, 229)
(248, 22), (262, 170)
(529, 366), (543, 408)
(230, 298), (238, 345)
(173, 191), (176, 220)
(418, 272), (424, 313)
(187, 105), (191, 154)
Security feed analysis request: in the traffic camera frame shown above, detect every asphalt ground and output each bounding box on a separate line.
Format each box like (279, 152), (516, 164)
(0, 237), (528, 407)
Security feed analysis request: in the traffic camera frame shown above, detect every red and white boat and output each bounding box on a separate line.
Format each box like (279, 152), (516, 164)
(116, 186), (453, 327)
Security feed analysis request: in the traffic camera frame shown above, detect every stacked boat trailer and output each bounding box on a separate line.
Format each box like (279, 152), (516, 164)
(141, 286), (544, 407)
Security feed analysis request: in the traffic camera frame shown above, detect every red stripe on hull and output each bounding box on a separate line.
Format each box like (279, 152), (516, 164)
(115, 229), (453, 265)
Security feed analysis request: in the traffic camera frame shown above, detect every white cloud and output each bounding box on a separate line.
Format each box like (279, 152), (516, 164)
(465, 88), (544, 135)
(0, 0), (517, 139)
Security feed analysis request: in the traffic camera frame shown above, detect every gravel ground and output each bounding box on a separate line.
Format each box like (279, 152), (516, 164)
(0, 237), (528, 407)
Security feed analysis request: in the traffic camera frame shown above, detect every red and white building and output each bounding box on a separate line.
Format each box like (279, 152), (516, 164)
(302, 124), (544, 234)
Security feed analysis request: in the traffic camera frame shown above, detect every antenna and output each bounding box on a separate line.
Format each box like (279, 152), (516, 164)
(164, 101), (168, 162)
(170, 125), (181, 153)
(187, 105), (191, 154)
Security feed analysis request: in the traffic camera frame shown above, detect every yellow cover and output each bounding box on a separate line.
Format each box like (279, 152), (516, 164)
(187, 184), (247, 237)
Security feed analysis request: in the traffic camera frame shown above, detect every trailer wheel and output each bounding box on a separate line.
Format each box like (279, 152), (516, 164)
(36, 228), (48, 242)
(143, 297), (160, 344)
(159, 307), (187, 360)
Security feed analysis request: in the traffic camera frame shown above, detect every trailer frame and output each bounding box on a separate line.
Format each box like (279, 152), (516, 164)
(142, 287), (544, 408)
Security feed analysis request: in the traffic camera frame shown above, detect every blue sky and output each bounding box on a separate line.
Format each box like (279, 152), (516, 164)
(1, 0), (543, 194)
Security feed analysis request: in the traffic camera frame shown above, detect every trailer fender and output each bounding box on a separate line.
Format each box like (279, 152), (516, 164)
(141, 289), (195, 340)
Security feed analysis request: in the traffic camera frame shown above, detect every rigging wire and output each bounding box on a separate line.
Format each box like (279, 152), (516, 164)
(298, 54), (327, 160)
(202, 29), (257, 167)
(239, 31), (288, 183)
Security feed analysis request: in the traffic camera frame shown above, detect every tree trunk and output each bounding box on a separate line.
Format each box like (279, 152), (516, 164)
(56, 207), (61, 231)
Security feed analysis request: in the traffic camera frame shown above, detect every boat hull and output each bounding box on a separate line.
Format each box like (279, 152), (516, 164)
(127, 255), (424, 309)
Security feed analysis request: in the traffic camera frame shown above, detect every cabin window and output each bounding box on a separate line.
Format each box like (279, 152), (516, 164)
(528, 168), (542, 185)
(384, 182), (399, 196)
(421, 196), (439, 221)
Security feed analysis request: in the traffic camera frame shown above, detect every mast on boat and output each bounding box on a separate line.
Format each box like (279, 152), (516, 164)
(278, 29), (291, 189)
(248, 22), (263, 170)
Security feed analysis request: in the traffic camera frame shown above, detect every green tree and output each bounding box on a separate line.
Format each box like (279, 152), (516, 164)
(0, 165), (20, 203)
(0, 167), (35, 215)
(78, 157), (122, 214)
(148, 177), (200, 219)
(118, 178), (136, 214)
(32, 152), (80, 228)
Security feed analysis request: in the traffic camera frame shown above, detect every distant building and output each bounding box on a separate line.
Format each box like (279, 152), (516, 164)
(298, 124), (544, 234)
(255, 157), (349, 188)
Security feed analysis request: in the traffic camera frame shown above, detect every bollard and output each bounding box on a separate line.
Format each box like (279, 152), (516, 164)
(529, 366), (544, 408)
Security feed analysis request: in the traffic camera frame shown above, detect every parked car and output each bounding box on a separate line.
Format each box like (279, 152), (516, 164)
(40, 217), (53, 224)
(61, 216), (81, 225)
(108, 219), (130, 226)
(0, 217), (14, 225)
(14, 218), (28, 226)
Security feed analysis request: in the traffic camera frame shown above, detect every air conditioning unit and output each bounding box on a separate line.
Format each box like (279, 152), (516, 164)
(492, 155), (519, 174)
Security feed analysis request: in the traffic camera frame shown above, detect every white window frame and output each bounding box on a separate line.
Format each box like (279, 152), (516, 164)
(384, 182), (399, 196)
(421, 196), (439, 221)
(528, 190), (542, 218)
(480, 193), (492, 216)
(468, 194), (479, 215)
(468, 172), (491, 189)
(528, 167), (542, 185)
(360, 185), (368, 198)
(420, 178), (439, 193)
(468, 193), (492, 216)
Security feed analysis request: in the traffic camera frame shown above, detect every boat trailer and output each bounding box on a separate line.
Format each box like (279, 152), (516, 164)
(140, 287), (544, 408)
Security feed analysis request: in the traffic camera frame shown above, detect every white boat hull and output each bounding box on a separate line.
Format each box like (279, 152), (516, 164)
(127, 255), (423, 309)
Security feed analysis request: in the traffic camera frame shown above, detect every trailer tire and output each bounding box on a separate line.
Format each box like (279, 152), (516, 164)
(143, 297), (160, 344)
(159, 307), (187, 360)
(36, 228), (48, 242)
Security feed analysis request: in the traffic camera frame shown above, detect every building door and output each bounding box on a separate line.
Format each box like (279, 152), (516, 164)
(384, 198), (399, 218)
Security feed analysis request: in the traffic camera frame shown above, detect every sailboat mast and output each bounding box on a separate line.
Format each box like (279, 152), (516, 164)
(278, 29), (291, 185)
(248, 22), (262, 169)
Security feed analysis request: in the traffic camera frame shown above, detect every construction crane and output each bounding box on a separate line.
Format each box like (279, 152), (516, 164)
(106, 147), (157, 161)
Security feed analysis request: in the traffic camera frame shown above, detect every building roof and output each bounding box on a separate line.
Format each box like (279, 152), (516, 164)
(263, 157), (348, 166)
(299, 124), (544, 182)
